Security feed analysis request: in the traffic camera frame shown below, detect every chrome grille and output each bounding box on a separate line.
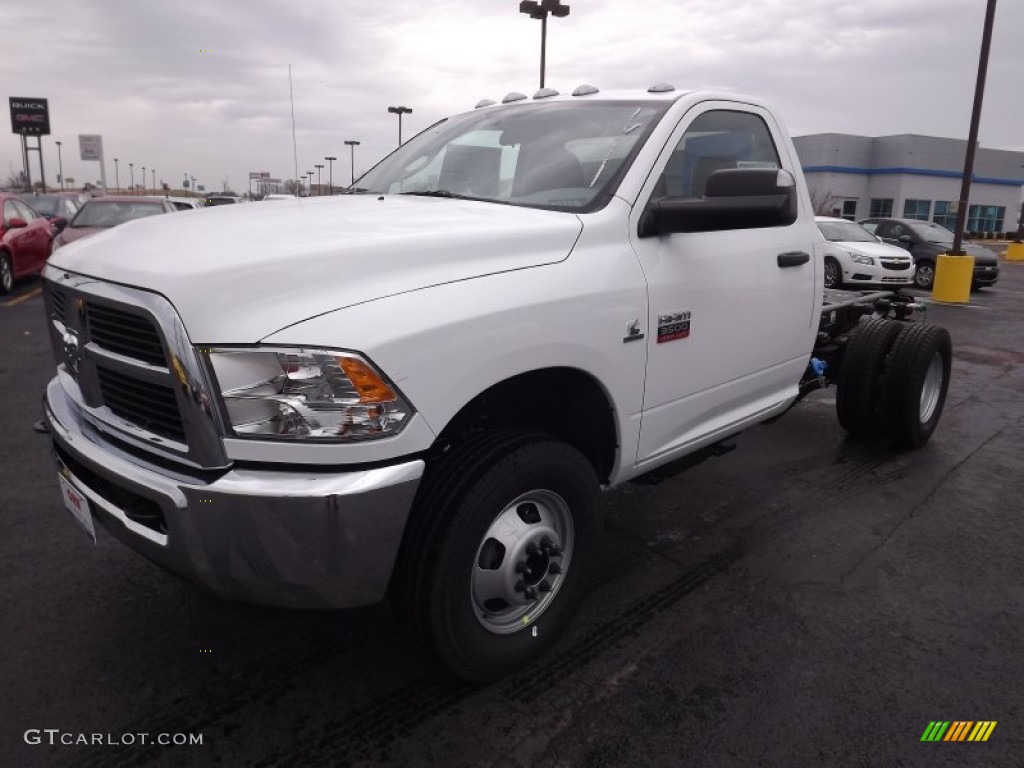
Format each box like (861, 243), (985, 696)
(50, 285), (68, 324)
(86, 303), (166, 366)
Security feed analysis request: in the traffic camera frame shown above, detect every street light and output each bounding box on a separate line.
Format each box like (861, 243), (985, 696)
(152, 168), (156, 194)
(129, 163), (134, 192)
(114, 158), (120, 194)
(325, 156), (337, 194)
(141, 166), (147, 195)
(519, 0), (570, 89)
(55, 141), (64, 190)
(344, 140), (361, 185)
(307, 171), (314, 197)
(314, 163), (324, 195)
(387, 106), (412, 146)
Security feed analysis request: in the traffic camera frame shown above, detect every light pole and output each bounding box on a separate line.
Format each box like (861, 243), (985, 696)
(114, 158), (120, 193)
(950, 0), (998, 255)
(55, 141), (64, 190)
(387, 106), (412, 146)
(141, 166), (146, 194)
(129, 163), (134, 192)
(307, 171), (314, 197)
(152, 168), (156, 194)
(325, 156), (337, 194)
(315, 163), (324, 195)
(519, 0), (570, 89)
(344, 140), (360, 185)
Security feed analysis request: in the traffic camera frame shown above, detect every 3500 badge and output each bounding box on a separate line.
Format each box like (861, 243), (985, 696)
(657, 311), (691, 343)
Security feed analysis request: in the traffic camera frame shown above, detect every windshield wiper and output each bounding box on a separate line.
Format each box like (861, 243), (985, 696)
(399, 190), (479, 201)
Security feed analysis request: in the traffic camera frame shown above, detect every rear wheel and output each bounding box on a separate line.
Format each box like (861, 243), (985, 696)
(0, 253), (13, 294)
(823, 256), (842, 289)
(392, 429), (600, 681)
(913, 260), (935, 289)
(881, 323), (951, 448)
(836, 318), (904, 437)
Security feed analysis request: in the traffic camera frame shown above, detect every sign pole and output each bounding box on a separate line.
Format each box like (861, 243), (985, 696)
(37, 137), (47, 193)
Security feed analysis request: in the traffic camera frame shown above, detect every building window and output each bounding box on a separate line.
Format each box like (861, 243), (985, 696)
(830, 199), (857, 221)
(933, 201), (957, 230)
(967, 205), (1005, 233)
(903, 199), (931, 220)
(869, 198), (893, 218)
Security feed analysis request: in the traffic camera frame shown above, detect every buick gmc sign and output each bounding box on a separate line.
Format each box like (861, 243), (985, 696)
(9, 97), (50, 135)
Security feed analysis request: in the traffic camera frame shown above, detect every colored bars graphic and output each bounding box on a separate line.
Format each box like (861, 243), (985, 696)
(920, 721), (997, 742)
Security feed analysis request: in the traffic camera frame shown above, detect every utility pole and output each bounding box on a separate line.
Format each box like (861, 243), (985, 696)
(315, 163), (324, 195)
(55, 141), (64, 190)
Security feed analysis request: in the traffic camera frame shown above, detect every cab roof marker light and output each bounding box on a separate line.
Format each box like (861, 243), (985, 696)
(572, 84), (600, 96)
(533, 87), (559, 99)
(475, 99), (497, 109)
(647, 82), (676, 93)
(502, 92), (528, 103)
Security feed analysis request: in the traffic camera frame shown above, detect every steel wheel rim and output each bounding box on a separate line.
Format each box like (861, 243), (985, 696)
(916, 264), (934, 288)
(919, 352), (944, 423)
(824, 260), (839, 288)
(0, 258), (11, 292)
(471, 489), (574, 635)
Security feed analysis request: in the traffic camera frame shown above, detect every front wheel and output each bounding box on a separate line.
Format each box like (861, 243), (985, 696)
(0, 253), (13, 294)
(823, 256), (842, 289)
(393, 429), (600, 682)
(913, 260), (935, 289)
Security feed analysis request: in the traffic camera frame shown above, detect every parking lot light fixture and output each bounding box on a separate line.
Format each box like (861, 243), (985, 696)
(141, 166), (146, 195)
(114, 158), (120, 194)
(152, 169), (156, 194)
(129, 163), (134, 192)
(519, 0), (570, 89)
(55, 141), (64, 190)
(387, 106), (412, 146)
(325, 156), (337, 194)
(344, 140), (361, 185)
(315, 163), (324, 195)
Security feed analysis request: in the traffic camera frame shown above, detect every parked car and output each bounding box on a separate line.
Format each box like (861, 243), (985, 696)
(148, 195), (203, 211)
(815, 216), (914, 289)
(263, 194), (297, 201)
(201, 195), (241, 206)
(0, 193), (54, 293)
(858, 217), (1000, 290)
(23, 193), (81, 222)
(51, 196), (176, 254)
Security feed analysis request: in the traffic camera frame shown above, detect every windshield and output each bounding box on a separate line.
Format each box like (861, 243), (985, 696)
(817, 220), (878, 243)
(71, 201), (165, 228)
(356, 100), (670, 212)
(909, 221), (955, 244)
(27, 196), (60, 216)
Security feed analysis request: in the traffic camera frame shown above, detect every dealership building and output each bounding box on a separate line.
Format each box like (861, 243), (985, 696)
(793, 133), (1024, 235)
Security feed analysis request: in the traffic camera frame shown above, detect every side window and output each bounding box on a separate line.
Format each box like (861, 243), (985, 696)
(656, 109), (780, 199)
(13, 200), (37, 222)
(860, 221), (879, 235)
(889, 223), (905, 239)
(3, 200), (19, 227)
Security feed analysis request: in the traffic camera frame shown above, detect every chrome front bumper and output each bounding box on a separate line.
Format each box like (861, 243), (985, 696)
(44, 377), (424, 609)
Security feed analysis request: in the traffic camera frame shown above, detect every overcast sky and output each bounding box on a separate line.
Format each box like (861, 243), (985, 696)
(5, 0), (1023, 194)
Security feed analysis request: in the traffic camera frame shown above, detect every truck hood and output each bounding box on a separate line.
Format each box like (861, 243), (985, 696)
(49, 195), (583, 341)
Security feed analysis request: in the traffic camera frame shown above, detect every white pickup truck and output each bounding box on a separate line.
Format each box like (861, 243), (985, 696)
(41, 84), (951, 681)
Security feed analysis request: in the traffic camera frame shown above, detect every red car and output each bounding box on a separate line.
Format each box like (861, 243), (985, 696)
(50, 195), (176, 252)
(0, 193), (54, 294)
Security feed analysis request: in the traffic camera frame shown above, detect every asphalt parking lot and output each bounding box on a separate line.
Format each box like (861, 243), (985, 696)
(2, 257), (1024, 767)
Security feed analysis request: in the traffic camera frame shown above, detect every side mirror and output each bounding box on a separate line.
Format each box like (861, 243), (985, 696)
(638, 168), (798, 237)
(51, 216), (68, 235)
(7, 217), (27, 230)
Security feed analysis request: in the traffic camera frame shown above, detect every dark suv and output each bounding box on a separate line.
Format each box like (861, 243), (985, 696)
(859, 218), (999, 290)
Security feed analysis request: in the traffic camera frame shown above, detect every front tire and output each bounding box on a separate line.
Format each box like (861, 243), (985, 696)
(393, 429), (600, 682)
(0, 253), (13, 294)
(823, 256), (842, 289)
(913, 260), (935, 289)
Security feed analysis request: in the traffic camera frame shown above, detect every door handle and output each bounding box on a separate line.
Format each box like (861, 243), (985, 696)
(777, 251), (810, 268)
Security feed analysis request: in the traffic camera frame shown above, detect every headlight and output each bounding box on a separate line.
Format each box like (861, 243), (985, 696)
(848, 251), (874, 265)
(206, 347), (413, 441)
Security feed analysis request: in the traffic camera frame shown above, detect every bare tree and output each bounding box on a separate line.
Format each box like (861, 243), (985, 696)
(808, 187), (837, 216)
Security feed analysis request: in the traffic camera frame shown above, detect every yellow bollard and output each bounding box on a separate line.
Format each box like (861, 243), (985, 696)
(931, 253), (974, 304)
(1006, 242), (1024, 261)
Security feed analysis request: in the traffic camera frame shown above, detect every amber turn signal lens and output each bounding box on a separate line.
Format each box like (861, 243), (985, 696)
(338, 357), (397, 402)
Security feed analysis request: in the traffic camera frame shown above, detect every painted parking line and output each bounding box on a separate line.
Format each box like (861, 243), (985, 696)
(2, 286), (42, 307)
